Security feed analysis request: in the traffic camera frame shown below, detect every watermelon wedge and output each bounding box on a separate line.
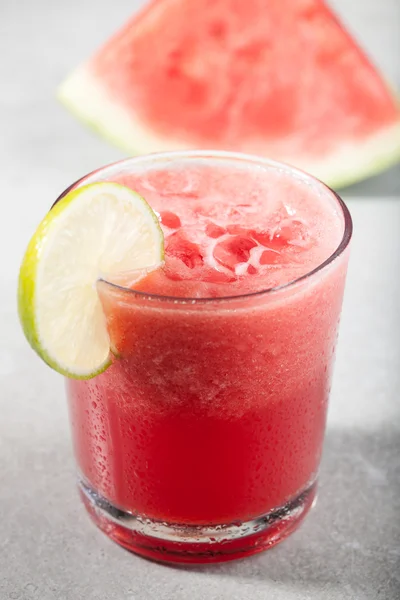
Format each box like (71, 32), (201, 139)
(58, 0), (400, 188)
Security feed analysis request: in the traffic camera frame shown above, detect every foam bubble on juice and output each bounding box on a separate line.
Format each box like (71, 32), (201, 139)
(115, 161), (343, 297)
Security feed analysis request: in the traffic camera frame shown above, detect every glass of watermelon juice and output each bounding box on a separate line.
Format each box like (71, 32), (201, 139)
(65, 151), (352, 564)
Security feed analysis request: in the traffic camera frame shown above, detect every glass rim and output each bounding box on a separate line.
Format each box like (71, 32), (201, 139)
(56, 150), (353, 305)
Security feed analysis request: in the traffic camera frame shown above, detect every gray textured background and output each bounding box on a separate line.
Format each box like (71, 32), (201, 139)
(1, 1), (400, 599)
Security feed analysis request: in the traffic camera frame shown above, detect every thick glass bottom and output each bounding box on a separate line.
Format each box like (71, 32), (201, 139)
(78, 477), (317, 564)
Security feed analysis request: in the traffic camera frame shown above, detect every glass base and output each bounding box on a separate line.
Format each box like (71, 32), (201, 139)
(79, 478), (317, 564)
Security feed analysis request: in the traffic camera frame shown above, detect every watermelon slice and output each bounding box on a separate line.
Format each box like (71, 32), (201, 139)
(58, 0), (400, 188)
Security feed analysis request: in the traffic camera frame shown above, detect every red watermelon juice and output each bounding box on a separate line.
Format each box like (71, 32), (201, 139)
(66, 151), (352, 563)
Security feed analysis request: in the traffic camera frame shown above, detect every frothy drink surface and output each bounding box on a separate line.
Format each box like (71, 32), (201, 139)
(116, 161), (343, 296)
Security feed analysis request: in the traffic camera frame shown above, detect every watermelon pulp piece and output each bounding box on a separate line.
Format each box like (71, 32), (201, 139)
(58, 0), (400, 188)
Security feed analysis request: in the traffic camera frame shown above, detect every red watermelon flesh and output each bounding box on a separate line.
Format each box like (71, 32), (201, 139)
(58, 0), (400, 187)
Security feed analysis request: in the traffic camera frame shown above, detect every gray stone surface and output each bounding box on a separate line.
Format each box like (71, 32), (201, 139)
(1, 1), (399, 599)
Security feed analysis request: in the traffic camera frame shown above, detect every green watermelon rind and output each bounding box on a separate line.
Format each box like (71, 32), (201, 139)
(58, 65), (400, 190)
